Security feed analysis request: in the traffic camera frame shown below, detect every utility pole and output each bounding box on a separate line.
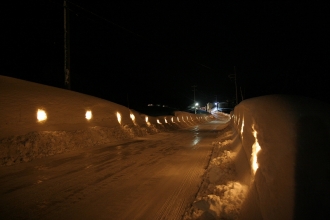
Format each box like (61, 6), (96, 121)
(192, 85), (197, 114)
(64, 0), (71, 90)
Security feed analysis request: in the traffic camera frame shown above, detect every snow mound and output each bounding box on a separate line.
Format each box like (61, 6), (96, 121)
(0, 76), (211, 166)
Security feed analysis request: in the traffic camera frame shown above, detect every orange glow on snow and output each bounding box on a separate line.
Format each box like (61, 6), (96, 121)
(85, 110), (92, 120)
(117, 112), (121, 124)
(145, 116), (151, 126)
(130, 113), (136, 125)
(240, 118), (244, 138)
(251, 124), (261, 175)
(37, 109), (47, 122)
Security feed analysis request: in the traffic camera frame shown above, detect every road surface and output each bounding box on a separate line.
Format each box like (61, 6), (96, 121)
(0, 119), (228, 220)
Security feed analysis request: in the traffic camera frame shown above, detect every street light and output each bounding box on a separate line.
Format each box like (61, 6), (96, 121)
(195, 103), (199, 114)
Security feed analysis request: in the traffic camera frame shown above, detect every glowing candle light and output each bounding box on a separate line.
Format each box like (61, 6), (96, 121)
(145, 116), (151, 126)
(241, 118), (244, 138)
(85, 110), (92, 120)
(130, 113), (136, 125)
(117, 112), (121, 124)
(37, 109), (47, 122)
(251, 124), (261, 175)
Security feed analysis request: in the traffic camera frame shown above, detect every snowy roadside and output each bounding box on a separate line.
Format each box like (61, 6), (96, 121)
(0, 75), (212, 166)
(184, 115), (248, 220)
(0, 124), (157, 166)
(0, 116), (210, 166)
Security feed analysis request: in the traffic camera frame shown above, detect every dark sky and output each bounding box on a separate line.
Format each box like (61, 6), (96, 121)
(2, 1), (329, 110)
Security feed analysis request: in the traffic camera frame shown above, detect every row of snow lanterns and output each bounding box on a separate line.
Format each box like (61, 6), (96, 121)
(129, 113), (206, 126)
(37, 109), (93, 122)
(37, 109), (207, 126)
(144, 115), (203, 125)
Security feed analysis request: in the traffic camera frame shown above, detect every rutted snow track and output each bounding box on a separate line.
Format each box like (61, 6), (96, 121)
(0, 120), (228, 220)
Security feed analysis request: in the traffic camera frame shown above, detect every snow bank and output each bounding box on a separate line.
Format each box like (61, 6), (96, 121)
(232, 95), (330, 219)
(185, 95), (330, 220)
(184, 123), (248, 220)
(0, 76), (211, 166)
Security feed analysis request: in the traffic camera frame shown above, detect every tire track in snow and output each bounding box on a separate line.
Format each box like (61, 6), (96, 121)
(154, 137), (212, 219)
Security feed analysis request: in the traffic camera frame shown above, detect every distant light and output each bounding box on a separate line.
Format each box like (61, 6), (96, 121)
(164, 117), (168, 123)
(37, 109), (47, 122)
(195, 103), (199, 106)
(157, 119), (162, 124)
(85, 110), (92, 120)
(177, 117), (180, 122)
(117, 112), (121, 124)
(171, 117), (175, 123)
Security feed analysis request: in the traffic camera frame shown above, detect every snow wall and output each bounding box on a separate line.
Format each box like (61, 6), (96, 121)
(231, 95), (330, 220)
(0, 76), (211, 166)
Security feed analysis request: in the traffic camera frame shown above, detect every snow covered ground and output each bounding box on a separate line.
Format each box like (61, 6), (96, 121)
(2, 75), (330, 219)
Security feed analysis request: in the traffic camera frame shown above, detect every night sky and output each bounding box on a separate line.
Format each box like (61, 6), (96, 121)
(2, 1), (329, 110)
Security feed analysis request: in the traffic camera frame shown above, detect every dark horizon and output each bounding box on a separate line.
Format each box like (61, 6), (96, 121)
(2, 2), (329, 110)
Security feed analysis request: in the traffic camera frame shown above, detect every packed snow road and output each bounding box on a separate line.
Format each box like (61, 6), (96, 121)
(0, 119), (228, 220)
